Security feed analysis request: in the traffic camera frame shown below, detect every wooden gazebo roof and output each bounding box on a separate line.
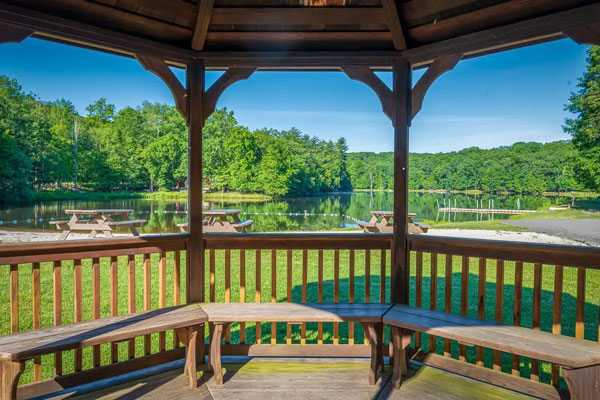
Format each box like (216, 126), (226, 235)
(1, 1), (600, 68)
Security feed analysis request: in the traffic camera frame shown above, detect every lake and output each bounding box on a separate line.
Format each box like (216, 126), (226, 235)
(0, 192), (588, 234)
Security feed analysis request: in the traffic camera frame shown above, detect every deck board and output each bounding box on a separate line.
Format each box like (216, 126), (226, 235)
(51, 358), (535, 400)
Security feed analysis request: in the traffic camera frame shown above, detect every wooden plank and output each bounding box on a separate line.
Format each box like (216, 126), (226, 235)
(53, 261), (62, 375)
(110, 256), (119, 362)
(225, 249), (231, 343)
(143, 254), (151, 356)
(381, 0), (407, 50)
(255, 250), (262, 344)
(173, 251), (181, 348)
(459, 256), (469, 362)
(512, 261), (523, 376)
(476, 257), (486, 367)
(318, 249), (324, 345)
(191, 0), (214, 51)
(552, 265), (563, 386)
(159, 252), (167, 351)
(493, 259), (504, 371)
(301, 249), (308, 345)
(92, 258), (101, 368)
(429, 253), (438, 353)
(286, 249), (292, 345)
(209, 249), (216, 302)
(9, 264), (18, 335)
(415, 251), (423, 348)
(32, 262), (41, 381)
(380, 249), (386, 303)
(128, 255), (136, 359)
(349, 249), (355, 345)
(531, 262), (542, 381)
(334, 249), (340, 345)
(444, 254), (452, 357)
(73, 259), (82, 372)
(576, 267), (586, 340)
(271, 249), (277, 345)
(240, 249), (246, 344)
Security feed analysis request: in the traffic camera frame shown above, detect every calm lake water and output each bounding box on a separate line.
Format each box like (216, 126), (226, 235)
(0, 192), (590, 234)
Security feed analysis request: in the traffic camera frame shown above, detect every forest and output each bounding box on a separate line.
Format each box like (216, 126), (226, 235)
(0, 72), (596, 202)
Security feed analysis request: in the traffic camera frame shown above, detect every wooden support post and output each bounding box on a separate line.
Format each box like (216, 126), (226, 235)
(188, 60), (205, 303)
(391, 58), (411, 304)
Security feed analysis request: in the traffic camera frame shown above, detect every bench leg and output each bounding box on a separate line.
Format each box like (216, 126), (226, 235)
(58, 230), (69, 240)
(390, 326), (414, 390)
(176, 325), (202, 389)
(210, 323), (230, 385)
(0, 360), (24, 400)
(360, 322), (384, 385)
(563, 365), (600, 400)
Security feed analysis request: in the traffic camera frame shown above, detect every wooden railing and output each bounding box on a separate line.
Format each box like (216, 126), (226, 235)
(1, 232), (599, 398)
(408, 235), (600, 394)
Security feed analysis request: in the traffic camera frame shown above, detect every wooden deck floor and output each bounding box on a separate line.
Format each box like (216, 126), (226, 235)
(46, 358), (535, 400)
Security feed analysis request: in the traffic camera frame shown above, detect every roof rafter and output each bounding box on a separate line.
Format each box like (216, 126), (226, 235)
(191, 0), (214, 51)
(381, 0), (407, 50)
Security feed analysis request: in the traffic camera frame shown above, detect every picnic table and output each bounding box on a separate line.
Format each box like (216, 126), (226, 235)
(50, 209), (146, 240)
(177, 209), (253, 233)
(357, 211), (429, 234)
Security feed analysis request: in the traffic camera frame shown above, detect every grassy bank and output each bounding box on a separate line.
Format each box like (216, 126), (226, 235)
(509, 209), (600, 220)
(32, 190), (272, 203)
(428, 220), (527, 231)
(1, 250), (598, 387)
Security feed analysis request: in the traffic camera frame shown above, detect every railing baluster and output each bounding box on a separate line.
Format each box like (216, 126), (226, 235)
(530, 263), (542, 381)
(286, 249), (292, 345)
(74, 259), (83, 371)
(271, 249), (277, 345)
(364, 249), (371, 345)
(444, 254), (452, 357)
(459, 256), (469, 362)
(349, 249), (355, 345)
(10, 264), (18, 335)
(53, 260), (62, 375)
(225, 249), (231, 344)
(110, 256), (119, 362)
(429, 253), (438, 353)
(415, 251), (423, 348)
(334, 249), (340, 345)
(380, 249), (386, 303)
(493, 260), (504, 371)
(32, 262), (41, 381)
(209, 249), (216, 303)
(128, 255), (136, 359)
(318, 249), (324, 344)
(173, 251), (181, 348)
(143, 254), (151, 356)
(92, 258), (101, 368)
(255, 250), (262, 344)
(576, 267), (586, 340)
(512, 261), (523, 376)
(240, 249), (246, 344)
(301, 249), (307, 344)
(551, 265), (563, 386)
(158, 252), (167, 351)
(476, 257), (486, 366)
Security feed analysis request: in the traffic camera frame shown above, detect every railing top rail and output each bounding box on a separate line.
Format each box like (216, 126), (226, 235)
(203, 232), (393, 249)
(408, 234), (600, 269)
(0, 234), (189, 265)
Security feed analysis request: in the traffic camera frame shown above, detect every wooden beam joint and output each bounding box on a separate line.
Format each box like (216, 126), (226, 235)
(342, 67), (394, 123)
(204, 67), (256, 117)
(192, 0), (215, 51)
(0, 23), (33, 44)
(135, 54), (188, 121)
(381, 0), (407, 51)
(566, 23), (600, 46)
(411, 54), (462, 119)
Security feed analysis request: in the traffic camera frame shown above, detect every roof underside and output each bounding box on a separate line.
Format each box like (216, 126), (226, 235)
(1, 0), (599, 67)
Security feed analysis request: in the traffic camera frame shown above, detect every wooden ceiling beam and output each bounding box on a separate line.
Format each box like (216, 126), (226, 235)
(191, 0), (214, 51)
(0, 23), (33, 44)
(0, 3), (193, 66)
(209, 7), (387, 26)
(566, 22), (600, 46)
(411, 54), (462, 119)
(136, 54), (188, 120)
(403, 2), (600, 67)
(204, 68), (256, 117)
(342, 67), (394, 122)
(381, 0), (407, 50)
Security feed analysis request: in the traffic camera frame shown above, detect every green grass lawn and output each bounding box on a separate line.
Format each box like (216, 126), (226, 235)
(509, 209), (600, 220)
(1, 250), (598, 388)
(428, 220), (527, 231)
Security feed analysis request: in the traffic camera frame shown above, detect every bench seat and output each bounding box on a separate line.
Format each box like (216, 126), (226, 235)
(106, 219), (146, 226)
(357, 220), (378, 232)
(231, 219), (253, 232)
(384, 304), (600, 398)
(202, 302), (392, 386)
(0, 305), (207, 399)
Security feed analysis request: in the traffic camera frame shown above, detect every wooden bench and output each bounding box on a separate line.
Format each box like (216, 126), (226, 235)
(0, 304), (207, 399)
(384, 304), (600, 399)
(200, 302), (392, 385)
(106, 219), (146, 227)
(357, 220), (378, 232)
(231, 219), (253, 232)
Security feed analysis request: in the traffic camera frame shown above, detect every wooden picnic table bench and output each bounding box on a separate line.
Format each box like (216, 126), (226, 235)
(358, 211), (429, 233)
(0, 304), (207, 399)
(50, 209), (145, 240)
(200, 302), (392, 386)
(177, 209), (253, 233)
(384, 304), (600, 399)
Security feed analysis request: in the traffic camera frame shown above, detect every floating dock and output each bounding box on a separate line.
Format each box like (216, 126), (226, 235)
(437, 208), (535, 215)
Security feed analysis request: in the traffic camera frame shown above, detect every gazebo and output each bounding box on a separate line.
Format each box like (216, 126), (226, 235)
(1, 1), (600, 399)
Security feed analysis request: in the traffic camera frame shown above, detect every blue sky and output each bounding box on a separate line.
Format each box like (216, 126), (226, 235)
(0, 38), (589, 153)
